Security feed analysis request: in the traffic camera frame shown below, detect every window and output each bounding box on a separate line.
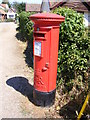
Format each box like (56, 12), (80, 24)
(9, 15), (14, 18)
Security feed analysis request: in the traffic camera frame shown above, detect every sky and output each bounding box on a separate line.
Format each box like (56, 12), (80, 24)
(0, 0), (42, 4)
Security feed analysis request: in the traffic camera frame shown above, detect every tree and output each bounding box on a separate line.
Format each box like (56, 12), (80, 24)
(13, 2), (25, 13)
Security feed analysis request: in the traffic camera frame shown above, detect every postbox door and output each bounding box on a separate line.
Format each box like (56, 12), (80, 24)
(34, 30), (50, 92)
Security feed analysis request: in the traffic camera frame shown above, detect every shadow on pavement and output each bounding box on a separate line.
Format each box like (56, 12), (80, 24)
(15, 32), (26, 42)
(15, 31), (33, 68)
(23, 40), (33, 68)
(6, 76), (34, 104)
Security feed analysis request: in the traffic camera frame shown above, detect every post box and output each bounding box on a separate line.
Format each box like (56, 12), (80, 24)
(30, 13), (65, 106)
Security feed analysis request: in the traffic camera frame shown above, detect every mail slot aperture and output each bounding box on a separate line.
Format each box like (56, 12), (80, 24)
(34, 33), (45, 38)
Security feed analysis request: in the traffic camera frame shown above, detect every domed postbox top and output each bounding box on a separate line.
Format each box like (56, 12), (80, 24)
(30, 13), (65, 26)
(30, 13), (65, 20)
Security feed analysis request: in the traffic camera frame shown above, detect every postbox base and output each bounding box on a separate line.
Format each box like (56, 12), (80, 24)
(33, 88), (56, 107)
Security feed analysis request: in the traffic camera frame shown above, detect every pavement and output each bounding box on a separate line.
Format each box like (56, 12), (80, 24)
(0, 22), (51, 119)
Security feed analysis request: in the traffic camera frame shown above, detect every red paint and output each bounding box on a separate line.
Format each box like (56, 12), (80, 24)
(30, 13), (65, 92)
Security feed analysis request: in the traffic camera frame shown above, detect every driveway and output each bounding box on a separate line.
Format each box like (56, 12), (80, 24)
(0, 22), (53, 119)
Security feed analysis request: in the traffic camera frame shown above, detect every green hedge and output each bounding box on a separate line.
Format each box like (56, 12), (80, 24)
(7, 18), (15, 22)
(19, 8), (90, 92)
(53, 7), (90, 91)
(19, 11), (34, 41)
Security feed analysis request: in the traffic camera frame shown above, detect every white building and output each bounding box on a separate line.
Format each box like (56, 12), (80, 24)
(7, 8), (17, 19)
(84, 12), (90, 27)
(0, 4), (9, 10)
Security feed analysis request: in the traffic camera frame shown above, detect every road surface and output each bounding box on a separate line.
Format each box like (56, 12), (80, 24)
(0, 22), (52, 119)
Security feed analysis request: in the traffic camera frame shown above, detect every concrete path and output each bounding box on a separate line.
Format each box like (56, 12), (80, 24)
(0, 22), (51, 119)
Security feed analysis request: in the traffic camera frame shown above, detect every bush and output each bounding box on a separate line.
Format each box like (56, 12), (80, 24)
(19, 8), (89, 92)
(19, 11), (34, 41)
(53, 7), (90, 91)
(5, 18), (15, 22)
(19, 11), (30, 40)
(19, 11), (35, 68)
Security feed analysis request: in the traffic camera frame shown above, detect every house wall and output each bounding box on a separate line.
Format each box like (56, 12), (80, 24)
(84, 12), (90, 27)
(6, 4), (9, 10)
(7, 12), (16, 19)
(88, 12), (90, 26)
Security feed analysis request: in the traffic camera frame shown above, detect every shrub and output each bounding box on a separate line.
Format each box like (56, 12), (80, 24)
(25, 19), (33, 40)
(19, 11), (30, 40)
(19, 11), (35, 41)
(19, 11), (35, 67)
(53, 7), (90, 91)
(19, 8), (89, 92)
(5, 18), (15, 22)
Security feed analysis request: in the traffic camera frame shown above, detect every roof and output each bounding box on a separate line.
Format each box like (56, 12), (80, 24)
(50, 0), (62, 9)
(25, 0), (55, 12)
(0, 9), (6, 14)
(8, 8), (16, 13)
(50, 0), (90, 12)
(26, 0), (90, 12)
(0, 4), (7, 9)
(26, 4), (41, 12)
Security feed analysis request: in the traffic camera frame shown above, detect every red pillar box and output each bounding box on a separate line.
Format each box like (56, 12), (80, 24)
(30, 13), (65, 106)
